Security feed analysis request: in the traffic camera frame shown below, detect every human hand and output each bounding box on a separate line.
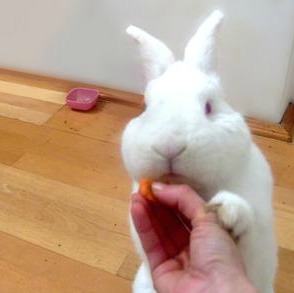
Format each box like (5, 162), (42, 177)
(131, 184), (258, 293)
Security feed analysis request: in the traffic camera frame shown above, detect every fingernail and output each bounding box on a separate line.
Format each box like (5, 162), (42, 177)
(152, 182), (167, 192)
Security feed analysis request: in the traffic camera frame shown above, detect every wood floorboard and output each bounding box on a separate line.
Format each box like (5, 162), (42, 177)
(0, 164), (132, 274)
(0, 231), (131, 293)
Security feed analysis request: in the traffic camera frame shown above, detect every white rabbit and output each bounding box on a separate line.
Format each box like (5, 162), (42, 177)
(122, 11), (277, 293)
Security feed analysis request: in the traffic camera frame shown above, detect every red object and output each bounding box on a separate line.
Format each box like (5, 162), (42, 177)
(139, 179), (156, 202)
(66, 88), (99, 111)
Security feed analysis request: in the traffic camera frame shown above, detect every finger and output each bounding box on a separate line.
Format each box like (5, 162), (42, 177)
(133, 193), (183, 257)
(134, 191), (190, 251)
(131, 195), (168, 270)
(150, 203), (190, 252)
(148, 204), (180, 257)
(151, 184), (205, 224)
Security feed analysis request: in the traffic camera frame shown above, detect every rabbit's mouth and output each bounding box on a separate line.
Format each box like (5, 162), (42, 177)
(158, 173), (188, 185)
(157, 172), (207, 199)
(155, 159), (190, 184)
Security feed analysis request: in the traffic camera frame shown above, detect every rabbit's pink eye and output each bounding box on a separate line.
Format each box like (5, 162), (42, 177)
(205, 102), (212, 115)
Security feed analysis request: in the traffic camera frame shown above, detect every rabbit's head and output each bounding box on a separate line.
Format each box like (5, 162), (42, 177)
(122, 11), (251, 194)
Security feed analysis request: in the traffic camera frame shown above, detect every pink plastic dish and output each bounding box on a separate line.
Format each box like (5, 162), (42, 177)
(66, 88), (99, 111)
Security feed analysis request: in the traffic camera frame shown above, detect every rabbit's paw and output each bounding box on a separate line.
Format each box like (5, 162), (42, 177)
(205, 191), (254, 238)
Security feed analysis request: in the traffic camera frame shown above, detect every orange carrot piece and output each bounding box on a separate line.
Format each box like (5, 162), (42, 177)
(139, 179), (156, 202)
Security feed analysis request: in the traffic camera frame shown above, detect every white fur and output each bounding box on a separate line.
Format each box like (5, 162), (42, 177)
(207, 191), (254, 237)
(126, 25), (175, 82)
(184, 10), (223, 74)
(122, 11), (277, 293)
(133, 263), (156, 293)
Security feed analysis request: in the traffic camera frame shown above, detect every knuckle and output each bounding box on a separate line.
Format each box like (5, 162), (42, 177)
(177, 184), (194, 194)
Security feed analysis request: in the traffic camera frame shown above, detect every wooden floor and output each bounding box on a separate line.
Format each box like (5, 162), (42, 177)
(0, 74), (293, 293)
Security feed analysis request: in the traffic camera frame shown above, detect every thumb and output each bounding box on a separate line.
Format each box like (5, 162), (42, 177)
(152, 183), (216, 227)
(152, 183), (205, 220)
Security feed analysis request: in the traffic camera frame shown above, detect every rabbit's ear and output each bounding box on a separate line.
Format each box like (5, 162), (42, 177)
(184, 10), (223, 75)
(126, 25), (175, 82)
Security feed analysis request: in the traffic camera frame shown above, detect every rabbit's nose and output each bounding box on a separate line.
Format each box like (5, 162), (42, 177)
(153, 142), (187, 160)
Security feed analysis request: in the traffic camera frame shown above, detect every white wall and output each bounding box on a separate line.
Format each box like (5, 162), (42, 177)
(0, 0), (294, 122)
(286, 48), (294, 103)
